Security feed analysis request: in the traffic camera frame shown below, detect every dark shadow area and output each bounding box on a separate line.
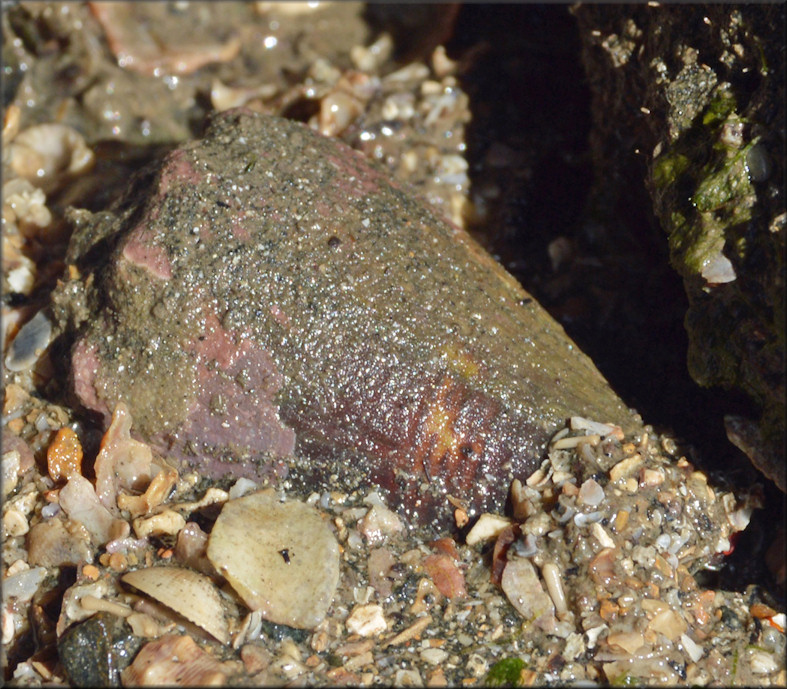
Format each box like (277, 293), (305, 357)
(442, 4), (781, 600)
(442, 4), (758, 473)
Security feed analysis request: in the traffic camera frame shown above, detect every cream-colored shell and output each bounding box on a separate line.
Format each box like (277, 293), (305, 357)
(121, 566), (229, 644)
(207, 490), (340, 629)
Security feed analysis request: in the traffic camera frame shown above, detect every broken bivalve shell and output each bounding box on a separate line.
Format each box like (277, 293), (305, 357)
(121, 566), (230, 644)
(207, 490), (340, 630)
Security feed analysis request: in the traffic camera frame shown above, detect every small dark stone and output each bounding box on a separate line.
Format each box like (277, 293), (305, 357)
(258, 619), (309, 644)
(719, 605), (741, 630)
(58, 612), (142, 687)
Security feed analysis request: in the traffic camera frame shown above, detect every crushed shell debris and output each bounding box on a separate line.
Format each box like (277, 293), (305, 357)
(3, 397), (783, 686)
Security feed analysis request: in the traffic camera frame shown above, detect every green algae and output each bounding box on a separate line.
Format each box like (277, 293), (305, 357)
(652, 88), (756, 282)
(486, 657), (527, 687)
(648, 64), (784, 486)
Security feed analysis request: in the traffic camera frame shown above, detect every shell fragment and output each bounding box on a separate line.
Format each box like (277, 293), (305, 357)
(207, 491), (340, 629)
(121, 566), (230, 644)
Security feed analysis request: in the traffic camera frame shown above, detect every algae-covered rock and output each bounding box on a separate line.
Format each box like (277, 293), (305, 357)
(53, 109), (641, 527)
(573, 4), (784, 490)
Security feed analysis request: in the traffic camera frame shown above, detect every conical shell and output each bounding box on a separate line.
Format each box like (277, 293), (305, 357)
(61, 109), (643, 528)
(121, 566), (229, 644)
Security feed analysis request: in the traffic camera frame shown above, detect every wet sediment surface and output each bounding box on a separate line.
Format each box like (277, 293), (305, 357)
(2, 3), (784, 685)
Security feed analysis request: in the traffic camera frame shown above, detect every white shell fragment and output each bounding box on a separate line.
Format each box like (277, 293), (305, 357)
(569, 416), (620, 437)
(4, 310), (53, 372)
(750, 649), (780, 674)
(59, 474), (122, 545)
(132, 509), (186, 539)
(358, 504), (403, 544)
(207, 491), (340, 629)
(3, 567), (47, 602)
(591, 522), (617, 549)
(577, 478), (605, 507)
(465, 513), (513, 546)
(680, 632), (704, 662)
(121, 566), (230, 644)
(701, 252), (737, 285)
(540, 562), (568, 615)
(346, 603), (388, 637)
(8, 123), (94, 193)
(2, 178), (52, 231)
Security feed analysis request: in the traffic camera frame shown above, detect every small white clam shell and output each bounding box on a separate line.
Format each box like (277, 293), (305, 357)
(121, 566), (229, 644)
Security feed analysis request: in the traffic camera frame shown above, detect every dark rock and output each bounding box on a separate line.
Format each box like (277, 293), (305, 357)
(572, 4), (785, 491)
(54, 109), (641, 527)
(58, 611), (141, 687)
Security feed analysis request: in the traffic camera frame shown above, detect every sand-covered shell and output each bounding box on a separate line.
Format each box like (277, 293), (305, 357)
(121, 566), (229, 644)
(57, 108), (642, 527)
(206, 491), (340, 630)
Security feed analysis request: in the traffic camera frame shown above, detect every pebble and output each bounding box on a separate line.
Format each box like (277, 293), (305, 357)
(466, 653), (489, 677)
(424, 553), (467, 599)
(2, 450), (21, 497)
(57, 611), (141, 687)
(46, 427), (83, 483)
(4, 566), (46, 602)
(609, 454), (643, 481)
(607, 629), (645, 654)
(395, 668), (423, 686)
(121, 634), (237, 686)
(746, 143), (771, 182)
(500, 557), (554, 625)
(27, 519), (92, 567)
(2, 5), (784, 681)
(420, 647), (449, 665)
(3, 507), (29, 537)
(4, 309), (53, 372)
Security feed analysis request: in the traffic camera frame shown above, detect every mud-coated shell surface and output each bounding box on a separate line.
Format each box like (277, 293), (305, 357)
(62, 109), (641, 527)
